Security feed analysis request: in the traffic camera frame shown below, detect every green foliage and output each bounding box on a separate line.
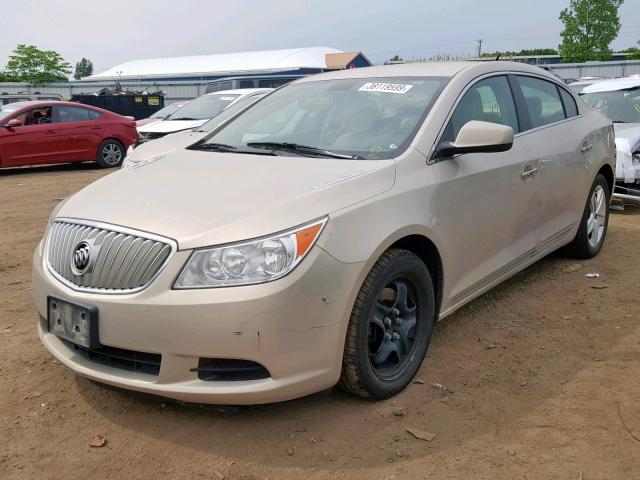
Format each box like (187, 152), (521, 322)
(74, 57), (94, 80)
(4, 44), (71, 85)
(559, 0), (624, 63)
(480, 48), (559, 58)
(619, 47), (640, 59)
(386, 55), (404, 64)
(0, 71), (19, 82)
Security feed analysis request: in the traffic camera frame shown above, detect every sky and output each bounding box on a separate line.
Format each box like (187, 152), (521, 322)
(2, 0), (640, 74)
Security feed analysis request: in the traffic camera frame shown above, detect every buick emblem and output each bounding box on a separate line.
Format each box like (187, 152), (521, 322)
(71, 240), (92, 276)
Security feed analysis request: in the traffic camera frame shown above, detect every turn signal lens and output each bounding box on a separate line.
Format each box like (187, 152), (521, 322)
(174, 217), (328, 288)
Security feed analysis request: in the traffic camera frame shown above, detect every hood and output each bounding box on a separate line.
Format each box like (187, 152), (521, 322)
(126, 130), (207, 163)
(136, 118), (159, 128)
(138, 119), (206, 134)
(58, 149), (395, 249)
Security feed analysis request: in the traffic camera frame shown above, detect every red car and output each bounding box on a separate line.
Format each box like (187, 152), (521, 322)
(0, 101), (138, 169)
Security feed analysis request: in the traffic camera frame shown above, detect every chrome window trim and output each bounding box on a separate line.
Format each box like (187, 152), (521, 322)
(429, 71), (584, 162)
(45, 217), (178, 295)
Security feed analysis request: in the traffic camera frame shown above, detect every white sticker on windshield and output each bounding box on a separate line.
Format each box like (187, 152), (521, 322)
(359, 83), (413, 94)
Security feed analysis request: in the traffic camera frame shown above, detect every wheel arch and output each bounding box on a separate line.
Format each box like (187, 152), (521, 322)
(597, 163), (614, 196)
(388, 234), (444, 318)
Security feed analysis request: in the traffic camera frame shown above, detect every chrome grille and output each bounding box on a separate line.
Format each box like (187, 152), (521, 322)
(47, 219), (176, 293)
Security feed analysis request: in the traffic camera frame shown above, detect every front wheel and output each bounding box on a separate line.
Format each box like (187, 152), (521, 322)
(564, 173), (610, 259)
(97, 139), (125, 168)
(339, 249), (436, 399)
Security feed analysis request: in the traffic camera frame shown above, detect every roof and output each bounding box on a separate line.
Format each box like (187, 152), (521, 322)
(296, 61), (555, 83)
(325, 52), (369, 69)
(86, 47), (344, 81)
(582, 77), (640, 94)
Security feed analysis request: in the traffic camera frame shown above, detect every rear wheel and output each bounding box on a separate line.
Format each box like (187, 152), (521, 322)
(340, 249), (436, 399)
(564, 173), (610, 259)
(97, 139), (125, 168)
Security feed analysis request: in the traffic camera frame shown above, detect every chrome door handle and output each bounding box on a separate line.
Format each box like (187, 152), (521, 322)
(580, 143), (593, 153)
(521, 167), (539, 179)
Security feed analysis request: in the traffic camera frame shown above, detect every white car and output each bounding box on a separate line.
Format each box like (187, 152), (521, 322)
(123, 89), (272, 169)
(137, 89), (271, 142)
(581, 77), (640, 200)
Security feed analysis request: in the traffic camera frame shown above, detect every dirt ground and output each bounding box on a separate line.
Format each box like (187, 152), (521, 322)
(1, 163), (639, 480)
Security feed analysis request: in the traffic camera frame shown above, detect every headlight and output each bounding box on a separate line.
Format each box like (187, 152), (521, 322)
(174, 217), (327, 288)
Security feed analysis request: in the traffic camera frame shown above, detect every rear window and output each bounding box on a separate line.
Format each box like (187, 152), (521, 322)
(516, 76), (566, 129)
(2, 97), (30, 105)
(56, 106), (94, 123)
(559, 88), (579, 118)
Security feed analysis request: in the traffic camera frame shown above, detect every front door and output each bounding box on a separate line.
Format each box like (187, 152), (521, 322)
(1, 106), (63, 166)
(429, 75), (542, 309)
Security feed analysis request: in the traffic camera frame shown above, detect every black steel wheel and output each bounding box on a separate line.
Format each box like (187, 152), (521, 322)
(340, 248), (436, 399)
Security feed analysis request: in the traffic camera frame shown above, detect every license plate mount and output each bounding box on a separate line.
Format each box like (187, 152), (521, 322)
(47, 296), (99, 349)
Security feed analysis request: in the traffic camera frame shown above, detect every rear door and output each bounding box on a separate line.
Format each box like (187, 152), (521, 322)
(0, 105), (63, 166)
(511, 75), (590, 248)
(52, 105), (105, 161)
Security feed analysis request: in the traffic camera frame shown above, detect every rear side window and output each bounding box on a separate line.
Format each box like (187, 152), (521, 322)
(55, 106), (93, 123)
(445, 75), (519, 141)
(559, 88), (579, 118)
(88, 109), (101, 120)
(516, 76), (566, 129)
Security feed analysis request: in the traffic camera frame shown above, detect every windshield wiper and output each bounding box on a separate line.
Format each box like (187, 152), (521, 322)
(189, 142), (276, 155)
(246, 142), (362, 159)
(613, 120), (630, 123)
(169, 117), (198, 121)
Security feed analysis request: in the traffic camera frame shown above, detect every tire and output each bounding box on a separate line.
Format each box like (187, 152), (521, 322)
(96, 139), (125, 168)
(339, 248), (436, 399)
(564, 173), (610, 259)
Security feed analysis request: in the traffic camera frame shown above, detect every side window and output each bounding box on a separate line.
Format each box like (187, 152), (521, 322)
(516, 76), (566, 128)
(87, 110), (101, 120)
(239, 80), (255, 88)
(446, 75), (518, 141)
(559, 88), (579, 118)
(12, 107), (52, 126)
(55, 106), (92, 123)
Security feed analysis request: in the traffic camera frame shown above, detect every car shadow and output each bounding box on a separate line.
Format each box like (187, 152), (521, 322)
(73, 243), (636, 473)
(0, 161), (102, 176)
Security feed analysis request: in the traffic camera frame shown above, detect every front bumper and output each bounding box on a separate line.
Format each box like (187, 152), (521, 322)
(32, 241), (363, 404)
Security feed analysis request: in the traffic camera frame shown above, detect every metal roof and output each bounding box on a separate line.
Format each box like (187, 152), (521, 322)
(85, 47), (344, 81)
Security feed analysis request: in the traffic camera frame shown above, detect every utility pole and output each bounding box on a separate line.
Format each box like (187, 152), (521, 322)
(477, 39), (484, 58)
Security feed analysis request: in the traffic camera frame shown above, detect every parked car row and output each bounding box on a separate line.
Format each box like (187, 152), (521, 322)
(33, 61), (615, 405)
(571, 76), (640, 201)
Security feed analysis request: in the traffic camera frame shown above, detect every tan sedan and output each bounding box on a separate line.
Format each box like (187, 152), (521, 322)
(32, 61), (615, 404)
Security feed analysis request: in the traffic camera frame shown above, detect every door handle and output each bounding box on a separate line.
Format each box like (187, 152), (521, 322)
(521, 166), (539, 179)
(91, 126), (102, 130)
(45, 130), (56, 134)
(580, 143), (593, 153)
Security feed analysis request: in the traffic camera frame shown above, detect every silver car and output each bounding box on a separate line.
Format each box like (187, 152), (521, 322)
(32, 62), (615, 404)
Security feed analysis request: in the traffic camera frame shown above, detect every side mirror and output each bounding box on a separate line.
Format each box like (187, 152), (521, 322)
(4, 118), (23, 128)
(435, 121), (514, 158)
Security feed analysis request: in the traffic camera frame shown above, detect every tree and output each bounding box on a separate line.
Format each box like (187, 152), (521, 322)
(74, 57), (94, 80)
(4, 44), (71, 85)
(386, 55), (404, 64)
(559, 0), (624, 63)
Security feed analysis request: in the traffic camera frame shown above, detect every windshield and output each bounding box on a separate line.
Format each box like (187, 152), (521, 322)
(582, 88), (640, 123)
(200, 77), (447, 159)
(150, 103), (183, 119)
(166, 94), (239, 121)
(196, 93), (267, 132)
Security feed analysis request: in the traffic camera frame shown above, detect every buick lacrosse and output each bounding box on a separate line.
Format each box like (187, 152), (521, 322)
(33, 62), (615, 404)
